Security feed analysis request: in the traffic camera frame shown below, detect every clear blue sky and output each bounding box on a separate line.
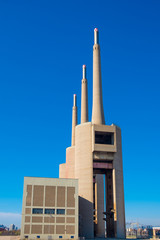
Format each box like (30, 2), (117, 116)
(0, 0), (160, 227)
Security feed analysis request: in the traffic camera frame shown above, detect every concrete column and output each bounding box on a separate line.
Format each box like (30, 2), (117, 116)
(81, 65), (88, 123)
(92, 28), (105, 125)
(71, 94), (77, 146)
(105, 170), (114, 238)
(95, 174), (105, 237)
(113, 126), (126, 238)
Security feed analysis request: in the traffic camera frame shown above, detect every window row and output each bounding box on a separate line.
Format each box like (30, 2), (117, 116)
(32, 208), (65, 215)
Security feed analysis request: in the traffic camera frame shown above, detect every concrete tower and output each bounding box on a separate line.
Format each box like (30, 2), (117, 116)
(92, 28), (105, 125)
(81, 65), (88, 123)
(59, 29), (126, 239)
(72, 94), (77, 146)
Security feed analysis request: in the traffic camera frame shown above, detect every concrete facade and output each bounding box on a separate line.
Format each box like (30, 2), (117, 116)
(21, 177), (78, 240)
(59, 29), (126, 238)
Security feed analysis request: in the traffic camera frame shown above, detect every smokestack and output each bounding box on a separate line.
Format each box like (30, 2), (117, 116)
(81, 65), (88, 123)
(92, 28), (105, 125)
(71, 94), (77, 146)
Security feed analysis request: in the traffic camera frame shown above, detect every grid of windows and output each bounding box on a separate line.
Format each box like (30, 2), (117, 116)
(23, 182), (77, 239)
(32, 208), (43, 214)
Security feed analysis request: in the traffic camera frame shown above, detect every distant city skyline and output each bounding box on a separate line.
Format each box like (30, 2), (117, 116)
(0, 0), (160, 228)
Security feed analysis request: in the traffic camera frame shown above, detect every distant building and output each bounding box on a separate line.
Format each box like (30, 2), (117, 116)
(153, 227), (160, 237)
(9, 224), (15, 231)
(126, 227), (137, 238)
(21, 177), (78, 240)
(0, 225), (6, 231)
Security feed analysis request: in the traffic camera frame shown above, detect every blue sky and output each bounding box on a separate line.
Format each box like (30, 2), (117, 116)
(0, 0), (160, 227)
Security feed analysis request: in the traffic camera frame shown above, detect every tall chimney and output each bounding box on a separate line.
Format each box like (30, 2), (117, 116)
(81, 65), (88, 123)
(92, 28), (105, 124)
(71, 94), (77, 146)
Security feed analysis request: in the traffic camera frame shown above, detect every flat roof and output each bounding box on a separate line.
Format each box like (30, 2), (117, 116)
(23, 176), (78, 186)
(24, 176), (78, 180)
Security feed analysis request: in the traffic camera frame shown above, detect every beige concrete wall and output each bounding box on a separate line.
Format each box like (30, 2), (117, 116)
(59, 163), (66, 178)
(21, 177), (78, 240)
(59, 147), (75, 179)
(74, 122), (94, 238)
(66, 146), (75, 178)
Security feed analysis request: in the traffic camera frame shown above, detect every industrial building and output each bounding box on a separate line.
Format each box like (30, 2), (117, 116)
(21, 177), (78, 240)
(59, 28), (125, 238)
(21, 28), (126, 239)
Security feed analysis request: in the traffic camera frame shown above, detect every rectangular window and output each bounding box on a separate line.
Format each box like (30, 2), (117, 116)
(32, 208), (43, 214)
(95, 131), (114, 145)
(57, 209), (65, 215)
(45, 209), (55, 214)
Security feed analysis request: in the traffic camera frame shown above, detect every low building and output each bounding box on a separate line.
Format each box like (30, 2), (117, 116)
(153, 227), (160, 237)
(21, 177), (78, 240)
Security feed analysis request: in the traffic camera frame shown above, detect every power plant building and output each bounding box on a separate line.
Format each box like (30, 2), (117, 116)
(59, 28), (126, 239)
(21, 28), (126, 240)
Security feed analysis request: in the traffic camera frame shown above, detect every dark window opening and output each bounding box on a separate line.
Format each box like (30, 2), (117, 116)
(57, 209), (65, 215)
(32, 208), (43, 214)
(95, 131), (114, 145)
(45, 209), (55, 214)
